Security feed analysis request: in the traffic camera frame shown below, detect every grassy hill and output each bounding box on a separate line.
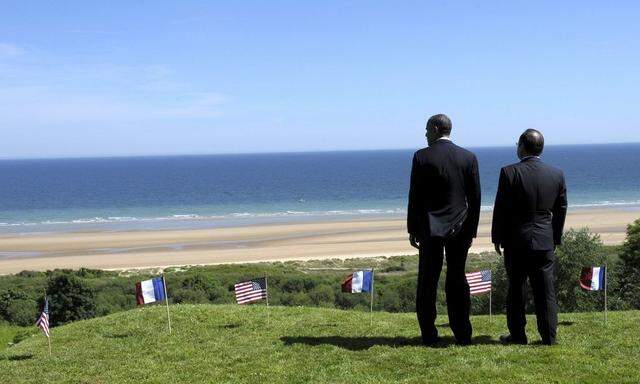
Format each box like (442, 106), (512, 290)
(1, 305), (638, 383)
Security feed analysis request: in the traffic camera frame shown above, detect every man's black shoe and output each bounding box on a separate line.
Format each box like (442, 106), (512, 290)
(456, 338), (472, 346)
(499, 334), (527, 345)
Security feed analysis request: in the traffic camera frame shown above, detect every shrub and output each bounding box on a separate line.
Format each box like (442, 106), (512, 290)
(0, 289), (38, 326)
(47, 274), (96, 326)
(5, 299), (38, 327)
(555, 228), (607, 312)
(308, 285), (335, 307)
(617, 218), (640, 308)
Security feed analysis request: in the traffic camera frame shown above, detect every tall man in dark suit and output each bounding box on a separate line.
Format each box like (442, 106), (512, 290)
(492, 129), (567, 345)
(408, 114), (481, 345)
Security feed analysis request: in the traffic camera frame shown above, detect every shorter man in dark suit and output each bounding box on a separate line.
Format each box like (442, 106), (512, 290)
(492, 129), (567, 345)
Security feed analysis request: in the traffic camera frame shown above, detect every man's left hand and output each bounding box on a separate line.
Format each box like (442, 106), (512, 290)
(409, 234), (421, 249)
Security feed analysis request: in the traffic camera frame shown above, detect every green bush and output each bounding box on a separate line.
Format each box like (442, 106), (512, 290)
(555, 228), (607, 312)
(5, 299), (38, 327)
(617, 218), (640, 308)
(308, 285), (335, 307)
(47, 274), (96, 326)
(0, 289), (38, 326)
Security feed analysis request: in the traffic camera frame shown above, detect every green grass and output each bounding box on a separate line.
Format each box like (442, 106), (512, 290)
(0, 324), (31, 352)
(1, 305), (638, 383)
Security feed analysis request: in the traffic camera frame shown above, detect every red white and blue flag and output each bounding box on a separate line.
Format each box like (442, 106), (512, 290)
(235, 278), (268, 304)
(35, 297), (50, 338)
(135, 277), (167, 305)
(580, 266), (606, 291)
(341, 270), (373, 293)
(466, 270), (492, 295)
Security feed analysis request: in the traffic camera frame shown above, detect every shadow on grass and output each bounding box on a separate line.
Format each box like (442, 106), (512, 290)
(281, 335), (498, 351)
(558, 321), (575, 326)
(101, 331), (134, 339)
(219, 323), (241, 329)
(0, 353), (34, 361)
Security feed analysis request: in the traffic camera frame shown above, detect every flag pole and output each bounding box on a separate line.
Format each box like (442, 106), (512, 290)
(604, 264), (608, 325)
(266, 274), (270, 325)
(489, 263), (493, 323)
(489, 287), (493, 323)
(44, 289), (51, 357)
(162, 275), (172, 334)
(370, 268), (374, 326)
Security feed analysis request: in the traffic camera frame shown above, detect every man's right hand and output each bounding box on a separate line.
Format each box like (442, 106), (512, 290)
(410, 234), (421, 249)
(494, 243), (502, 256)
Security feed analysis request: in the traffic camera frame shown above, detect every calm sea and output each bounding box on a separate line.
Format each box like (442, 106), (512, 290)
(1, 143), (639, 233)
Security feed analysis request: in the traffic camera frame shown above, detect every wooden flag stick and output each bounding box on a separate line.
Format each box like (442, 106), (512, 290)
(266, 275), (270, 325)
(44, 289), (51, 356)
(489, 264), (493, 323)
(489, 288), (493, 323)
(604, 264), (608, 325)
(162, 275), (172, 334)
(370, 268), (374, 326)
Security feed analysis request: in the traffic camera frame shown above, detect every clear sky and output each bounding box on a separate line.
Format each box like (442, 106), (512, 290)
(1, 1), (639, 158)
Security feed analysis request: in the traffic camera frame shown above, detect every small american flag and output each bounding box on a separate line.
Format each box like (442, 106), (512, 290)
(235, 278), (267, 304)
(35, 297), (50, 338)
(466, 270), (492, 295)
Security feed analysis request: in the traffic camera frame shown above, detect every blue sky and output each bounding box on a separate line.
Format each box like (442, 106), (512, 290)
(1, 1), (639, 158)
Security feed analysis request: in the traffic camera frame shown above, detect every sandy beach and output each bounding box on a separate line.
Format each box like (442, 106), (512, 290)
(0, 208), (637, 274)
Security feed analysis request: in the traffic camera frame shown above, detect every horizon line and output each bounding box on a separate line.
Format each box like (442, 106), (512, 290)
(1, 141), (639, 161)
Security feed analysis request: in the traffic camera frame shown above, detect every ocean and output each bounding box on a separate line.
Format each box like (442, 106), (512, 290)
(1, 143), (639, 234)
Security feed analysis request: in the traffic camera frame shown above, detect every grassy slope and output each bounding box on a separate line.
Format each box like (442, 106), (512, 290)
(0, 325), (30, 352)
(0, 305), (638, 384)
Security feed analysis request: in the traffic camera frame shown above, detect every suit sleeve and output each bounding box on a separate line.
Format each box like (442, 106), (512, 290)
(491, 168), (509, 245)
(464, 155), (481, 238)
(552, 172), (568, 245)
(407, 153), (421, 235)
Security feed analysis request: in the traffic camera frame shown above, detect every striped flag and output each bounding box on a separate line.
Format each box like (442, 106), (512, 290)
(580, 266), (606, 291)
(235, 278), (268, 304)
(341, 270), (373, 293)
(466, 270), (492, 295)
(135, 277), (167, 305)
(35, 297), (50, 338)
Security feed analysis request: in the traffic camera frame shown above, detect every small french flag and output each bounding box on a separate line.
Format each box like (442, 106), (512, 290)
(580, 266), (606, 291)
(136, 277), (167, 305)
(342, 270), (373, 293)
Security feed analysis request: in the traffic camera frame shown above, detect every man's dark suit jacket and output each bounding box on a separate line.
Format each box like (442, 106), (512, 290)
(407, 139), (481, 240)
(491, 157), (567, 250)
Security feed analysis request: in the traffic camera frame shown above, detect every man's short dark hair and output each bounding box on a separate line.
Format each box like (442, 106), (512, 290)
(427, 114), (452, 135)
(519, 128), (544, 156)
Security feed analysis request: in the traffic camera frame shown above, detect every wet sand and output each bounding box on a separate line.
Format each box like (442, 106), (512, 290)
(0, 208), (637, 274)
